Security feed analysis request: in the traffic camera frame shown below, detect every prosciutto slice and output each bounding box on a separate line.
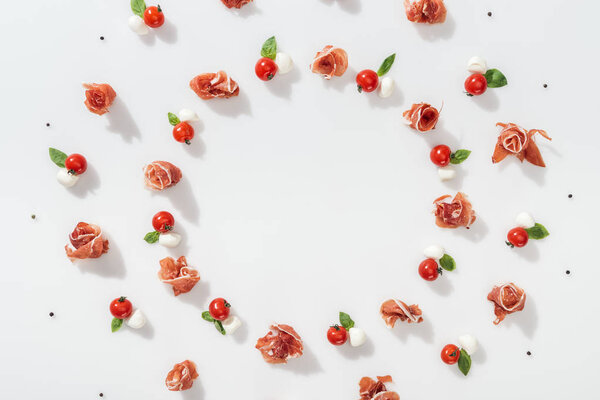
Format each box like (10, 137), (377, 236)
(165, 360), (198, 391)
(255, 324), (303, 364)
(404, 0), (447, 24)
(492, 122), (551, 167)
(83, 83), (116, 115)
(158, 256), (201, 296)
(359, 375), (400, 400)
(221, 0), (252, 8)
(433, 192), (476, 229)
(189, 71), (239, 100)
(403, 103), (440, 132)
(487, 283), (526, 325)
(65, 222), (109, 261)
(310, 46), (348, 79)
(380, 299), (423, 327)
(143, 161), (182, 191)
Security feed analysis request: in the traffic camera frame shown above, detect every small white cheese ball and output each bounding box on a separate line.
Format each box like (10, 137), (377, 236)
(126, 309), (146, 329)
(424, 245), (445, 260)
(222, 316), (242, 335)
(158, 232), (181, 248)
(56, 168), (79, 187)
(458, 334), (478, 355)
(515, 212), (535, 229)
(467, 56), (487, 74)
(128, 15), (149, 35)
(438, 166), (456, 181)
(349, 327), (367, 347)
(178, 108), (199, 122)
(378, 76), (395, 98)
(275, 52), (293, 74)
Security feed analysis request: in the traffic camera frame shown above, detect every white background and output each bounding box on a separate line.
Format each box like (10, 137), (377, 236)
(1, 0), (599, 399)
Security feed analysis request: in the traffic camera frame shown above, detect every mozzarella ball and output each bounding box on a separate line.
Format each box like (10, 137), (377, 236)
(349, 327), (367, 347)
(126, 309), (146, 329)
(275, 52), (293, 74)
(56, 168), (79, 188)
(222, 316), (242, 335)
(438, 166), (456, 181)
(178, 108), (199, 122)
(458, 334), (478, 355)
(515, 212), (535, 229)
(467, 56), (487, 74)
(158, 232), (181, 248)
(378, 76), (395, 98)
(424, 245), (445, 260)
(128, 15), (149, 35)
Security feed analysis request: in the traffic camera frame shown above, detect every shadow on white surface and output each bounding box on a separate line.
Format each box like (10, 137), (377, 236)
(137, 32), (156, 46)
(414, 12), (456, 41)
(390, 318), (434, 344)
(68, 164), (101, 199)
(473, 343), (487, 364)
(320, 66), (356, 92)
(272, 345), (323, 375)
(205, 90), (252, 117)
(453, 216), (489, 243)
(513, 241), (540, 262)
(156, 20), (178, 44)
(367, 85), (404, 109)
(153, 178), (201, 225)
(76, 239), (126, 279)
(319, 0), (362, 14)
(105, 99), (142, 142)
(234, 3), (262, 18)
(266, 66), (301, 99)
(429, 274), (454, 296)
(132, 317), (155, 340)
(336, 338), (374, 360)
(470, 89), (500, 112)
(232, 318), (249, 344)
(181, 379), (205, 400)
(184, 121), (206, 159)
(176, 280), (211, 311)
(504, 296), (538, 339)
(497, 158), (547, 186)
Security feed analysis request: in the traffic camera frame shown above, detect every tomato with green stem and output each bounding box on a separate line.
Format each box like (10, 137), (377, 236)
(209, 298), (231, 321)
(144, 5), (164, 28)
(152, 211), (174, 233)
(441, 344), (460, 364)
(327, 324), (348, 345)
(110, 297), (133, 319)
(506, 227), (529, 248)
(65, 154), (87, 175)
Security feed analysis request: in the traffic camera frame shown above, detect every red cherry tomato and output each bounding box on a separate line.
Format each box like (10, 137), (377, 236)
(507, 227), (529, 248)
(418, 258), (440, 281)
(464, 73), (487, 96)
(327, 325), (348, 345)
(356, 69), (379, 93)
(110, 296), (133, 319)
(255, 57), (278, 81)
(209, 298), (231, 321)
(430, 145), (451, 167)
(441, 344), (460, 364)
(143, 5), (164, 28)
(152, 211), (174, 233)
(173, 122), (194, 145)
(65, 154), (87, 175)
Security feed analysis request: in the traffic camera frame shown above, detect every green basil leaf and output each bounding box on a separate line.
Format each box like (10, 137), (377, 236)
(458, 348), (472, 376)
(111, 318), (123, 333)
(143, 231), (160, 244)
(525, 223), (549, 240)
(377, 53), (396, 77)
(168, 112), (180, 126)
(201, 311), (215, 322)
(131, 0), (147, 18)
(450, 149), (471, 165)
(439, 254), (456, 271)
(339, 312), (355, 330)
(260, 36), (277, 60)
(214, 320), (226, 335)
(49, 147), (67, 168)
(484, 68), (508, 88)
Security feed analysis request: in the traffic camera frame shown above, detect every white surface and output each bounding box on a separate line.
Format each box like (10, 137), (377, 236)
(1, 0), (599, 399)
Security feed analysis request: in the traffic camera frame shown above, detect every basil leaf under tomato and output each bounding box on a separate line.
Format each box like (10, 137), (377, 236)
(131, 0), (147, 18)
(484, 68), (507, 88)
(261, 36), (277, 60)
(439, 254), (456, 271)
(214, 320), (226, 335)
(144, 231), (160, 244)
(450, 149), (471, 165)
(168, 112), (180, 126)
(111, 318), (123, 333)
(339, 312), (355, 330)
(201, 311), (215, 322)
(458, 348), (472, 376)
(377, 53), (396, 77)
(525, 223), (549, 240)
(49, 147), (67, 168)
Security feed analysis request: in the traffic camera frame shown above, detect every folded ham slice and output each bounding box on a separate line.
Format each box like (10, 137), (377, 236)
(359, 375), (400, 400)
(255, 324), (303, 364)
(403, 103), (440, 132)
(221, 0), (252, 8)
(83, 83), (116, 115)
(158, 256), (200, 296)
(189, 71), (239, 100)
(143, 161), (182, 191)
(65, 222), (109, 261)
(310, 45), (348, 79)
(380, 299), (423, 327)
(492, 122), (551, 167)
(165, 360), (198, 391)
(487, 283), (526, 325)
(433, 192), (476, 229)
(404, 0), (447, 24)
